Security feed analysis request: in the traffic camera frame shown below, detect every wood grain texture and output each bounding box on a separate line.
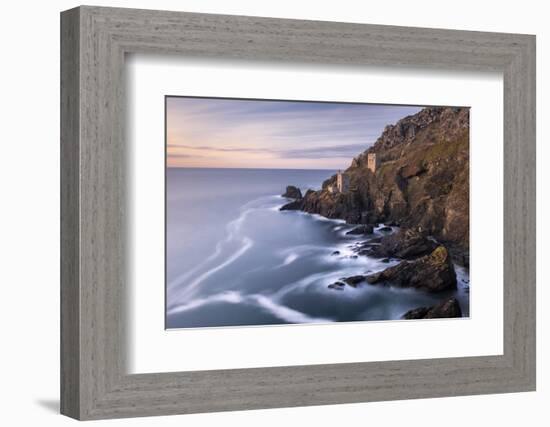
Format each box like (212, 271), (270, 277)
(60, 7), (81, 419)
(60, 5), (536, 420)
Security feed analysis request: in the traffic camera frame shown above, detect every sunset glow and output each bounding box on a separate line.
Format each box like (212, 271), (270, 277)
(166, 97), (422, 169)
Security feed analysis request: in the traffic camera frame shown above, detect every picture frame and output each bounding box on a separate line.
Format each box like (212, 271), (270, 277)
(60, 5), (536, 420)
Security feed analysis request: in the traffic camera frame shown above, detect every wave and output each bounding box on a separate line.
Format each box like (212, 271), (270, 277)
(168, 290), (332, 324)
(273, 270), (341, 298)
(167, 193), (282, 290)
(251, 294), (332, 323)
(168, 193), (293, 303)
(166, 239), (224, 293)
(310, 213), (346, 224)
(167, 205), (260, 305)
(273, 252), (299, 269)
(168, 291), (245, 315)
(168, 236), (254, 307)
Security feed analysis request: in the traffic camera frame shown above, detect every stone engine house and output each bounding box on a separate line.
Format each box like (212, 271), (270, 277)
(336, 170), (350, 192)
(367, 153), (379, 173)
(326, 170), (350, 194)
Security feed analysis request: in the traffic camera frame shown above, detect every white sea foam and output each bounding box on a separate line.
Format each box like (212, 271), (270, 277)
(310, 213), (346, 224)
(274, 253), (299, 269)
(251, 295), (331, 324)
(168, 204), (258, 302)
(168, 291), (244, 315)
(168, 290), (331, 324)
(166, 240), (224, 292)
(273, 271), (341, 298)
(169, 194), (290, 302)
(171, 237), (254, 305)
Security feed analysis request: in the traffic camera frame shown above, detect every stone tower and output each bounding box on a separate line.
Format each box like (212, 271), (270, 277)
(367, 153), (379, 173)
(336, 170), (350, 193)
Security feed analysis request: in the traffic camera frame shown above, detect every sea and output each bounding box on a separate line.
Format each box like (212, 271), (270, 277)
(166, 167), (470, 329)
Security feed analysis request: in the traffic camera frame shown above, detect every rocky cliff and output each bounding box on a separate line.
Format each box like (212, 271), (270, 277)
(285, 106), (470, 262)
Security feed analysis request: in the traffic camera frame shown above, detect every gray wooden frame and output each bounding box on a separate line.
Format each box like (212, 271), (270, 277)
(60, 5), (536, 421)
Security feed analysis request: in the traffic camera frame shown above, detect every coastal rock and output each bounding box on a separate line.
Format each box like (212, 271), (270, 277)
(341, 275), (365, 287)
(402, 297), (462, 319)
(296, 107), (470, 262)
(282, 185), (302, 199)
(346, 225), (374, 235)
(364, 228), (438, 259)
(365, 246), (457, 292)
(366, 236), (382, 244)
(327, 275), (366, 290)
(279, 199), (303, 211)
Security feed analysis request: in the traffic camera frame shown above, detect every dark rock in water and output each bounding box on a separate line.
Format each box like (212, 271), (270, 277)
(331, 250), (340, 256)
(346, 224), (374, 235)
(341, 275), (366, 287)
(378, 226), (393, 232)
(402, 297), (462, 319)
(364, 228), (438, 260)
(328, 275), (365, 290)
(401, 306), (430, 319)
(384, 221), (400, 227)
(365, 246), (457, 292)
(367, 236), (383, 244)
(327, 282), (345, 291)
(280, 199), (303, 211)
(382, 258), (391, 263)
(282, 185), (302, 199)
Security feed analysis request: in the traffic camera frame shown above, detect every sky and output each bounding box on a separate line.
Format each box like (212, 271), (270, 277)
(166, 97), (422, 170)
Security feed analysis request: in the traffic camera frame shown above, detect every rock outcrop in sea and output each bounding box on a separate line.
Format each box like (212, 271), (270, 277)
(282, 185), (302, 200)
(365, 245), (457, 293)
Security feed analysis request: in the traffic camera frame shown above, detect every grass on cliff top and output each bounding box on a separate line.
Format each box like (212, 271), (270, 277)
(422, 131), (469, 163)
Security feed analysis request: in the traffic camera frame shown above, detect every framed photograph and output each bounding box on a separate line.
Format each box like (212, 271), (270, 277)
(61, 6), (536, 420)
(164, 97), (470, 329)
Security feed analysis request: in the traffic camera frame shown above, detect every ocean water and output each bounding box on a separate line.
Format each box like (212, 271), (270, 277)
(166, 167), (470, 329)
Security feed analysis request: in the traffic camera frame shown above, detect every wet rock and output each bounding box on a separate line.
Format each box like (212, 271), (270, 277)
(378, 226), (393, 232)
(365, 246), (457, 292)
(346, 225), (374, 235)
(341, 275), (366, 287)
(447, 245), (470, 268)
(401, 306), (430, 319)
(402, 297), (462, 319)
(364, 228), (438, 260)
(282, 185), (302, 199)
(367, 237), (383, 244)
(381, 258), (391, 263)
(280, 200), (303, 211)
(331, 250), (340, 256)
(328, 275), (366, 290)
(327, 282), (345, 291)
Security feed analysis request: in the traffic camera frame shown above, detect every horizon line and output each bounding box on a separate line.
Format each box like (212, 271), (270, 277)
(166, 166), (339, 171)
